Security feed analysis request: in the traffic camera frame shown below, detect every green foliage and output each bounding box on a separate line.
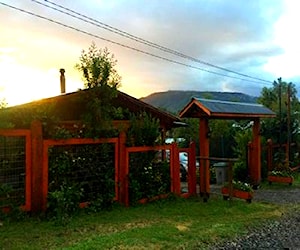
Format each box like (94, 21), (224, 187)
(47, 144), (116, 222)
(129, 158), (171, 203)
(75, 42), (121, 89)
(0, 102), (58, 130)
(127, 112), (160, 146)
(269, 170), (292, 177)
(232, 128), (252, 159)
(80, 86), (120, 138)
(232, 128), (252, 182)
(210, 120), (235, 158)
(232, 161), (248, 183)
(126, 113), (169, 202)
(224, 180), (253, 192)
(48, 184), (83, 225)
(171, 118), (199, 150)
(173, 119), (235, 158)
(0, 99), (10, 128)
(75, 43), (125, 137)
(0, 183), (25, 221)
(258, 78), (300, 145)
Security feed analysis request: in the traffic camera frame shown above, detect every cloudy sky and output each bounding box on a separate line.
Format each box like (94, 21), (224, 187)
(0, 0), (299, 106)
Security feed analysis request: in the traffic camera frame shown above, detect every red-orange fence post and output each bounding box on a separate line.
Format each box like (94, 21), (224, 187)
(199, 118), (210, 199)
(30, 120), (44, 213)
(171, 142), (181, 195)
(251, 118), (261, 187)
(118, 131), (128, 206)
(188, 141), (197, 195)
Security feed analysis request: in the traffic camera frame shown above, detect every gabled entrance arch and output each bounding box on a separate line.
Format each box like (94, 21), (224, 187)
(179, 98), (276, 197)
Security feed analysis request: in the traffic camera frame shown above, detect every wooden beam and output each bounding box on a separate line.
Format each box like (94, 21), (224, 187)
(250, 118), (261, 186)
(30, 120), (43, 213)
(199, 118), (210, 200)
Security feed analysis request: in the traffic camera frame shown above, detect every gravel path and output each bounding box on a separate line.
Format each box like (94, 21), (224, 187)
(209, 186), (300, 250)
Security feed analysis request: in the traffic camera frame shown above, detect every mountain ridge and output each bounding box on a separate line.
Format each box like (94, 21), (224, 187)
(140, 90), (258, 114)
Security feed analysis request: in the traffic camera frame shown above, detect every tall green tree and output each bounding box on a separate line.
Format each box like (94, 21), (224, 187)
(75, 43), (122, 137)
(75, 42), (121, 89)
(257, 78), (300, 145)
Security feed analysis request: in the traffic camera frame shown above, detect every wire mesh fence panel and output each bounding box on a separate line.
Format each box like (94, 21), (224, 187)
(48, 143), (116, 206)
(0, 136), (26, 207)
(128, 150), (171, 203)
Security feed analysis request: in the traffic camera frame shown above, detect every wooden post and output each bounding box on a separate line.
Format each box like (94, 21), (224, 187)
(199, 118), (210, 200)
(118, 131), (129, 206)
(188, 141), (197, 195)
(30, 120), (43, 213)
(228, 162), (233, 201)
(286, 83), (291, 165)
(171, 142), (181, 195)
(251, 118), (261, 186)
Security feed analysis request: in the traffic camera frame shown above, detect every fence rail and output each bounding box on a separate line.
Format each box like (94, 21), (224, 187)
(0, 121), (198, 212)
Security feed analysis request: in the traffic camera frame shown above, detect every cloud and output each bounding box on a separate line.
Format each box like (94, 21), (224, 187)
(1, 0), (297, 105)
(88, 0), (286, 97)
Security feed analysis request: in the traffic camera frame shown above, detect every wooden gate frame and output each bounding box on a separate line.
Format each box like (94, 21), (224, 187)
(42, 137), (119, 211)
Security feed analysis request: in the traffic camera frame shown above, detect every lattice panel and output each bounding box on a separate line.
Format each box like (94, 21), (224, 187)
(0, 136), (26, 206)
(48, 143), (115, 203)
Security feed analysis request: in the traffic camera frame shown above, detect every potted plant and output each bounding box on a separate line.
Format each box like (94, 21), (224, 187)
(221, 180), (254, 203)
(267, 162), (294, 185)
(267, 170), (294, 185)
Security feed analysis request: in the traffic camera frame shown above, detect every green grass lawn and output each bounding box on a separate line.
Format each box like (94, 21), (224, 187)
(0, 195), (289, 250)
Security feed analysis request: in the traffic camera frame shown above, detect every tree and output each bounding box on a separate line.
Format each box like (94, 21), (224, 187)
(0, 98), (7, 109)
(75, 42), (121, 89)
(258, 78), (300, 144)
(258, 78), (300, 165)
(75, 43), (122, 137)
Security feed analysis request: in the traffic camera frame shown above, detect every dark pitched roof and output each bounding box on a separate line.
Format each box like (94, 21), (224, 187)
(180, 98), (276, 119)
(0, 89), (181, 130)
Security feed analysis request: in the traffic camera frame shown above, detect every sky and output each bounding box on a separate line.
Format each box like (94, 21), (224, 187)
(0, 0), (299, 106)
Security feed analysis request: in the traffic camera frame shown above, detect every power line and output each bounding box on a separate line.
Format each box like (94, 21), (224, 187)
(1, 2), (270, 85)
(33, 0), (272, 84)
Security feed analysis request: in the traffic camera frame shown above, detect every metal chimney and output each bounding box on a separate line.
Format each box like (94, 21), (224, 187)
(59, 68), (66, 94)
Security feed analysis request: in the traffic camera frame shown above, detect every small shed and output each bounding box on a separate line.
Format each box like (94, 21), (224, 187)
(179, 98), (276, 196)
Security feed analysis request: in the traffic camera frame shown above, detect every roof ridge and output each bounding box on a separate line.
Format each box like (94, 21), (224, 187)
(194, 97), (262, 107)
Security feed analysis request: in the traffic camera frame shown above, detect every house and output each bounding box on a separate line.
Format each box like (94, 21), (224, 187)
(0, 88), (182, 139)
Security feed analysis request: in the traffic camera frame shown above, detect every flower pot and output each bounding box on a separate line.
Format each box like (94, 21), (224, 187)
(0, 205), (11, 214)
(138, 193), (169, 204)
(267, 175), (294, 185)
(138, 198), (148, 204)
(221, 187), (253, 203)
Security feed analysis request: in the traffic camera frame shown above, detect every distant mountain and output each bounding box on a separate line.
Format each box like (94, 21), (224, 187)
(140, 90), (258, 114)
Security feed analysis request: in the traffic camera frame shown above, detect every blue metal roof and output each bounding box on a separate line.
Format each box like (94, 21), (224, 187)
(194, 98), (275, 115)
(179, 98), (276, 119)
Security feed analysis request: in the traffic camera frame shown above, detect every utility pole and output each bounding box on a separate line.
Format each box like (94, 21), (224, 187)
(286, 83), (291, 166)
(278, 78), (282, 147)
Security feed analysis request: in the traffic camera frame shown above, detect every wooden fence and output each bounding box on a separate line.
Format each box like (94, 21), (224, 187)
(0, 121), (197, 212)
